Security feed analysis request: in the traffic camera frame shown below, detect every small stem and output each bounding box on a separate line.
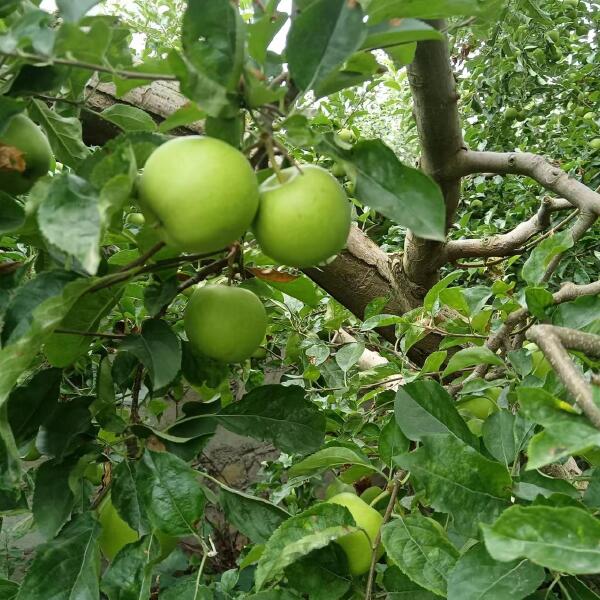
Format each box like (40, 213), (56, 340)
(1, 50), (178, 81)
(177, 245), (239, 295)
(365, 474), (403, 600)
(54, 328), (126, 339)
(265, 136), (285, 183)
(119, 241), (166, 272)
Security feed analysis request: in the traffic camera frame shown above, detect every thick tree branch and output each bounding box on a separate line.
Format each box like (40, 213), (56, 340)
(526, 325), (600, 428)
(445, 197), (572, 260)
(404, 20), (464, 288)
(454, 150), (600, 216)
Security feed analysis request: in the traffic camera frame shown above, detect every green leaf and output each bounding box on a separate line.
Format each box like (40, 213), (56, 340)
(136, 449), (205, 537)
(395, 434), (512, 537)
(120, 319), (182, 391)
(382, 515), (459, 596)
(7, 368), (61, 446)
(32, 457), (76, 539)
(45, 286), (123, 367)
(423, 271), (463, 312)
(1, 270), (78, 346)
(513, 470), (578, 501)
(158, 577), (212, 600)
(366, 0), (504, 24)
(38, 173), (102, 275)
(112, 460), (150, 534)
(335, 342), (365, 373)
(0, 192), (25, 235)
(285, 545), (351, 600)
(524, 286), (554, 320)
(15, 513), (101, 600)
(361, 18), (443, 51)
(394, 380), (478, 448)
(176, 0), (244, 116)
(248, 5), (287, 65)
(517, 387), (600, 469)
(255, 503), (357, 590)
(29, 99), (89, 167)
(101, 534), (160, 600)
(446, 543), (545, 600)
(220, 484), (289, 544)
(0, 578), (18, 599)
(552, 294), (600, 330)
(287, 0), (366, 93)
(324, 138), (445, 240)
(36, 396), (93, 460)
(379, 417), (409, 465)
(442, 346), (503, 377)
(101, 104), (157, 133)
(482, 505), (600, 574)
(56, 0), (102, 22)
(522, 230), (574, 285)
(584, 468), (600, 510)
(482, 411), (533, 466)
(559, 577), (600, 599)
(0, 275), (102, 410)
(289, 446), (374, 478)
(383, 565), (437, 598)
(216, 384), (325, 455)
(158, 102), (205, 133)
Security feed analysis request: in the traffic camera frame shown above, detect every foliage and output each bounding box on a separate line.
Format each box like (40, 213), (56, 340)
(0, 0), (599, 598)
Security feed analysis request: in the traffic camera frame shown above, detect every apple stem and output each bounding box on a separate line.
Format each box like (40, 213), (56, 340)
(265, 136), (285, 183)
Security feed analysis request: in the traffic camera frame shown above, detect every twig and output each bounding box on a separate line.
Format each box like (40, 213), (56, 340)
(54, 328), (126, 340)
(527, 325), (600, 428)
(2, 50), (178, 81)
(365, 474), (404, 600)
(119, 241), (166, 272)
(177, 244), (239, 295)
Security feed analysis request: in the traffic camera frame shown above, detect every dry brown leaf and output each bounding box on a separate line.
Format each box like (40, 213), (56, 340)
(0, 144), (26, 173)
(247, 267), (300, 283)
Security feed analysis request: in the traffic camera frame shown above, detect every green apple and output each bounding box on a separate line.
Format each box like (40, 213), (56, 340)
(330, 162), (346, 177)
(126, 212), (145, 226)
(98, 494), (139, 561)
(253, 165), (351, 267)
(184, 285), (267, 363)
(504, 107), (519, 120)
(98, 493), (177, 560)
(457, 396), (497, 420)
(84, 463), (104, 486)
(0, 114), (53, 195)
(139, 136), (259, 253)
(338, 128), (356, 143)
(590, 138), (600, 150)
(328, 492), (384, 575)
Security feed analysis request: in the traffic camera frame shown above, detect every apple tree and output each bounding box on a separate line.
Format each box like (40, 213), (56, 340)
(0, 0), (599, 598)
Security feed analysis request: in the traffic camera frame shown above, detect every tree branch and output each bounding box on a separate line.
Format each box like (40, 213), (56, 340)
(403, 20), (464, 288)
(445, 197), (572, 260)
(449, 279), (600, 394)
(526, 325), (600, 428)
(454, 150), (600, 216)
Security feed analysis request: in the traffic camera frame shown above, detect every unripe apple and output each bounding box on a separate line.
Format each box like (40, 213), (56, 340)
(504, 107), (519, 120)
(252, 165), (351, 267)
(457, 396), (496, 420)
(0, 114), (53, 195)
(98, 494), (139, 561)
(328, 492), (384, 575)
(139, 136), (259, 253)
(98, 493), (177, 561)
(184, 285), (267, 363)
(84, 463), (104, 486)
(338, 128), (356, 143)
(590, 138), (600, 150)
(126, 212), (145, 226)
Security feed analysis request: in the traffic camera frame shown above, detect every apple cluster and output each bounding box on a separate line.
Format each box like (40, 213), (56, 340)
(138, 136), (352, 364)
